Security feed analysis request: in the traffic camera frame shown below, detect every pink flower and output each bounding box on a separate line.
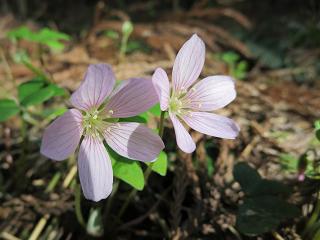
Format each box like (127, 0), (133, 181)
(152, 34), (239, 153)
(41, 64), (164, 201)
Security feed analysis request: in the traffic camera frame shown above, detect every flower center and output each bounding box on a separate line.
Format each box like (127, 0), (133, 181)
(169, 89), (194, 116)
(169, 96), (183, 114)
(82, 109), (108, 139)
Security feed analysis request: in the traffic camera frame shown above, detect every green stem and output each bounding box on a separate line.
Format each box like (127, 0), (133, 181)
(114, 111), (166, 223)
(104, 181), (119, 219)
(20, 117), (27, 145)
(119, 35), (129, 58)
(14, 115), (29, 190)
(116, 188), (137, 223)
(158, 111), (165, 138)
(19, 114), (28, 162)
(75, 183), (86, 228)
(303, 194), (320, 237)
(22, 59), (51, 82)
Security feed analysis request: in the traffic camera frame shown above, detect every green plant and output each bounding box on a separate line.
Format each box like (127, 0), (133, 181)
(7, 26), (70, 52)
(120, 21), (134, 58)
(0, 76), (66, 123)
(234, 162), (300, 236)
(219, 51), (248, 80)
(300, 120), (320, 240)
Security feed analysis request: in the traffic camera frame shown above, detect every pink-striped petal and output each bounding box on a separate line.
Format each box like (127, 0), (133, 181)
(41, 109), (83, 161)
(152, 68), (170, 111)
(184, 76), (236, 111)
(103, 122), (164, 162)
(78, 136), (113, 201)
(70, 64), (115, 111)
(169, 112), (195, 153)
(172, 34), (205, 93)
(105, 78), (158, 118)
(181, 112), (240, 139)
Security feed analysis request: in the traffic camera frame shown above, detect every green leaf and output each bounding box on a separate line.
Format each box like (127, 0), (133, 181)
(234, 162), (291, 197)
(21, 85), (56, 107)
(104, 30), (119, 39)
(0, 99), (20, 122)
(148, 151), (167, 176)
(234, 61), (248, 79)
(221, 51), (239, 64)
(236, 196), (300, 235)
(108, 147), (144, 190)
(7, 26), (34, 41)
(148, 103), (161, 117)
(250, 179), (291, 197)
(41, 107), (67, 119)
(119, 112), (148, 123)
(7, 26), (70, 51)
(18, 79), (45, 102)
(48, 84), (67, 97)
(37, 28), (70, 42)
(45, 40), (65, 51)
(233, 162), (261, 195)
(18, 79), (65, 107)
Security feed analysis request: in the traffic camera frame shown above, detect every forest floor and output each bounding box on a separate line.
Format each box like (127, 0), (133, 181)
(0, 1), (320, 239)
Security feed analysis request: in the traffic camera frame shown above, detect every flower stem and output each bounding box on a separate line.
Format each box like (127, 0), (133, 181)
(104, 180), (119, 220)
(75, 183), (86, 228)
(158, 111), (165, 138)
(116, 188), (137, 223)
(114, 111), (166, 225)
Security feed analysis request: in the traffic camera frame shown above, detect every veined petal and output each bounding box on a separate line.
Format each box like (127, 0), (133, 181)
(103, 122), (164, 162)
(41, 109), (83, 161)
(152, 68), (170, 111)
(184, 76), (236, 111)
(172, 34), (205, 93)
(105, 78), (158, 118)
(78, 136), (113, 202)
(70, 64), (115, 111)
(169, 112), (195, 153)
(182, 112), (240, 139)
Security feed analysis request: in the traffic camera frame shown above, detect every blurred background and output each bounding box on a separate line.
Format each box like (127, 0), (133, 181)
(0, 0), (319, 239)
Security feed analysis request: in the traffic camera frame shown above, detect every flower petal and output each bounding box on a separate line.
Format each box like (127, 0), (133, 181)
(181, 112), (240, 139)
(78, 136), (113, 201)
(152, 68), (170, 111)
(184, 75), (236, 111)
(70, 64), (115, 111)
(103, 122), (164, 162)
(41, 109), (83, 161)
(105, 78), (158, 118)
(169, 112), (195, 153)
(172, 34), (205, 93)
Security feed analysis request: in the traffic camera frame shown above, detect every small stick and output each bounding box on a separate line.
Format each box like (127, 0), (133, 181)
(272, 231), (285, 240)
(1, 232), (21, 240)
(28, 214), (50, 240)
(63, 165), (77, 188)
